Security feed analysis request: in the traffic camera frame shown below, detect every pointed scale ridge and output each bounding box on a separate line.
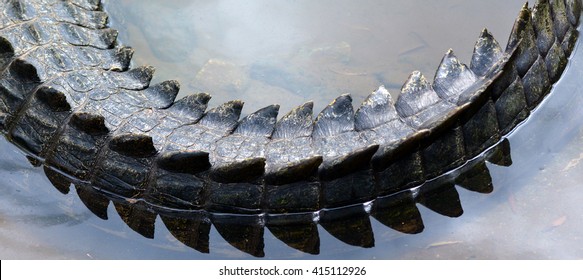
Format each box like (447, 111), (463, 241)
(0, 0), (581, 257)
(354, 86), (399, 131)
(395, 71), (440, 118)
(506, 3), (539, 77)
(433, 49), (478, 102)
(142, 80), (180, 109)
(470, 29), (504, 77)
(199, 100), (244, 133)
(167, 92), (211, 123)
(234, 104), (280, 138)
(113, 46), (134, 71)
(272, 101), (314, 139)
(313, 94), (354, 138)
(113, 65), (156, 90)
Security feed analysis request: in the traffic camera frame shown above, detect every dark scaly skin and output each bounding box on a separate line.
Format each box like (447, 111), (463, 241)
(0, 0), (580, 256)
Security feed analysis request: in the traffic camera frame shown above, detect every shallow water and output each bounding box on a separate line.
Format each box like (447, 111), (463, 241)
(105, 0), (524, 114)
(1, 0), (583, 259)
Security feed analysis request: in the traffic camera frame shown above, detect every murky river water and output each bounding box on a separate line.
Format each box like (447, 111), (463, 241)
(0, 0), (582, 259)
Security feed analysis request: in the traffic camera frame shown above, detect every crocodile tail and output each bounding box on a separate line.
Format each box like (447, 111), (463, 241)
(0, 0), (581, 256)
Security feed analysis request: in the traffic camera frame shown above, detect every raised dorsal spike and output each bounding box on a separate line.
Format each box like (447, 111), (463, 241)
(35, 86), (71, 112)
(143, 80), (180, 109)
(235, 104), (280, 137)
(470, 28), (503, 77)
(157, 150), (211, 174)
(395, 71), (440, 118)
(211, 157), (266, 183)
(272, 101), (314, 139)
(132, 65), (156, 81)
(354, 86), (398, 131)
(99, 28), (119, 49)
(401, 71), (432, 94)
(119, 65), (155, 89)
(70, 112), (109, 135)
(507, 3), (533, 52)
(433, 49), (477, 101)
(109, 133), (157, 157)
(114, 46), (134, 71)
(168, 92), (211, 123)
(507, 3), (540, 77)
(313, 94), (354, 138)
(199, 100), (244, 133)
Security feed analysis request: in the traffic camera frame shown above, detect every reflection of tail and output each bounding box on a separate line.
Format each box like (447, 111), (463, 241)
(0, 0), (579, 257)
(67, 139), (511, 257)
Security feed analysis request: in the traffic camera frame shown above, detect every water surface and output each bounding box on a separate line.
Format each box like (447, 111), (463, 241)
(1, 0), (582, 259)
(106, 0), (524, 114)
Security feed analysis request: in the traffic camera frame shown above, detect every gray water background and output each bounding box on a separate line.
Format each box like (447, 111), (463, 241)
(0, 0), (582, 259)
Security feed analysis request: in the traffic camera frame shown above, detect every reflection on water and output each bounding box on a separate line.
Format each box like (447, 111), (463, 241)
(1, 138), (510, 258)
(1, 0), (583, 259)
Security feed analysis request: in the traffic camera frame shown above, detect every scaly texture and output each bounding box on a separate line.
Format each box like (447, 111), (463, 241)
(0, 0), (581, 256)
(0, 0), (580, 212)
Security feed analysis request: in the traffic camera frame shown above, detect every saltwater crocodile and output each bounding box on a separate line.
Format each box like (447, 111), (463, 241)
(0, 0), (581, 256)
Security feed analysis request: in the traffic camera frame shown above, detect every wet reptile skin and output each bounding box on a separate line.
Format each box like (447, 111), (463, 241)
(0, 0), (580, 256)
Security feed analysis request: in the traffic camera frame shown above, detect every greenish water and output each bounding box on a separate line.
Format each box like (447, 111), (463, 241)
(1, 0), (582, 259)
